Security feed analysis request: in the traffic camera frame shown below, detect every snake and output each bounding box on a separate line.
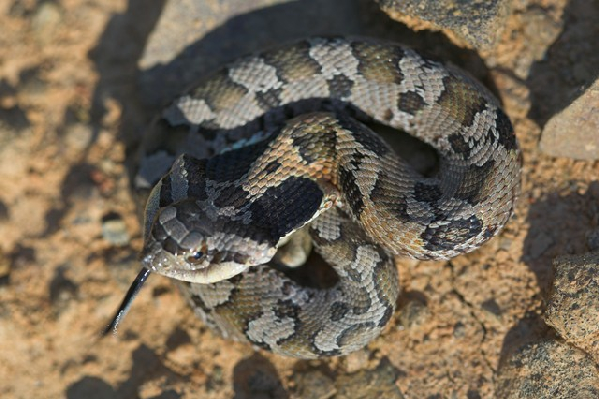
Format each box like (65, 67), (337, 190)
(103, 36), (520, 359)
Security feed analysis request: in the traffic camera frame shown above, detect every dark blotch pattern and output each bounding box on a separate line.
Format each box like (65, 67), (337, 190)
(422, 215), (483, 252)
(370, 174), (411, 222)
(397, 91), (426, 115)
(159, 155), (209, 207)
(450, 110), (509, 160)
(181, 155), (209, 200)
(338, 163), (365, 218)
(437, 75), (488, 128)
(448, 133), (472, 158)
(459, 97), (487, 128)
(378, 305), (394, 327)
(272, 298), (303, 346)
(150, 40), (521, 358)
(336, 322), (375, 349)
(330, 301), (350, 322)
(453, 160), (496, 205)
(352, 42), (405, 85)
(369, 250), (396, 327)
(494, 107), (517, 150)
(327, 74), (354, 99)
(255, 88), (282, 110)
(206, 135), (276, 182)
(212, 183), (248, 208)
(274, 298), (301, 320)
(262, 160), (281, 176)
(249, 177), (323, 239)
(261, 40), (322, 84)
(291, 123), (336, 164)
(336, 114), (389, 155)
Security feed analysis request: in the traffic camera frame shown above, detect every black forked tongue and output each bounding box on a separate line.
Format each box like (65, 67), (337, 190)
(101, 267), (151, 337)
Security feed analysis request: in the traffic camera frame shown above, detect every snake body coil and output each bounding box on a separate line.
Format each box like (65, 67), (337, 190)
(115, 37), (520, 358)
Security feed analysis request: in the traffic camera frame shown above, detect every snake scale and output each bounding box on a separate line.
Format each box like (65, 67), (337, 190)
(104, 37), (520, 359)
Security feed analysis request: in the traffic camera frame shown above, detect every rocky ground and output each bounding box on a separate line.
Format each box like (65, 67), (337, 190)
(0, 0), (598, 398)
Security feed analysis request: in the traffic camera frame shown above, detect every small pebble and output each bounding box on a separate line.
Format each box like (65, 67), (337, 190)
(396, 295), (430, 328)
(293, 370), (336, 399)
(497, 237), (513, 252)
(63, 123), (93, 150)
(31, 1), (62, 43)
(341, 349), (371, 373)
(336, 358), (404, 399)
(102, 213), (130, 246)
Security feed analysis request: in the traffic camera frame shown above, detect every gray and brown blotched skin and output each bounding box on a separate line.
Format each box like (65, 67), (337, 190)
(136, 37), (520, 358)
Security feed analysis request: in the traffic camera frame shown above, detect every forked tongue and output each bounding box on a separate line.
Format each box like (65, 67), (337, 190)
(101, 267), (151, 337)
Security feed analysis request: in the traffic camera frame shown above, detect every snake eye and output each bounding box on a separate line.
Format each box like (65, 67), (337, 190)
(187, 250), (205, 265)
(187, 243), (208, 265)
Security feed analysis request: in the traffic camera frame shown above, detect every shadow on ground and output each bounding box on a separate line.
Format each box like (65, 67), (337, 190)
(66, 344), (182, 399)
(526, 0), (599, 127)
(522, 181), (599, 294)
(233, 354), (288, 399)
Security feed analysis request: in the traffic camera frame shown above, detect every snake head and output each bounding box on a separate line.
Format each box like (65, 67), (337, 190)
(141, 198), (277, 284)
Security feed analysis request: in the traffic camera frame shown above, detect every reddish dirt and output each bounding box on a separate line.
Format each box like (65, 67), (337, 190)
(0, 0), (597, 398)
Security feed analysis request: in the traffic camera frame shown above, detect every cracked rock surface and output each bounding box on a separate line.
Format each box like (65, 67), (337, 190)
(496, 340), (599, 399)
(544, 252), (599, 363)
(377, 0), (512, 49)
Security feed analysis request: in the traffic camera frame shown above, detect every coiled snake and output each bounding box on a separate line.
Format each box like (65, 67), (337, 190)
(104, 37), (520, 359)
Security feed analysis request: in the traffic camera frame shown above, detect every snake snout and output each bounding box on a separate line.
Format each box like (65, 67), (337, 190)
(141, 201), (278, 283)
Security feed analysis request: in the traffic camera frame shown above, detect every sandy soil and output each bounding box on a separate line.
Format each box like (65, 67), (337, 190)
(0, 0), (598, 398)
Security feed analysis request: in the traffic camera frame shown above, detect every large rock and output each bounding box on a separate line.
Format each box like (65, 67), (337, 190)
(376, 0), (511, 49)
(544, 252), (599, 362)
(540, 79), (599, 160)
(497, 340), (599, 399)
